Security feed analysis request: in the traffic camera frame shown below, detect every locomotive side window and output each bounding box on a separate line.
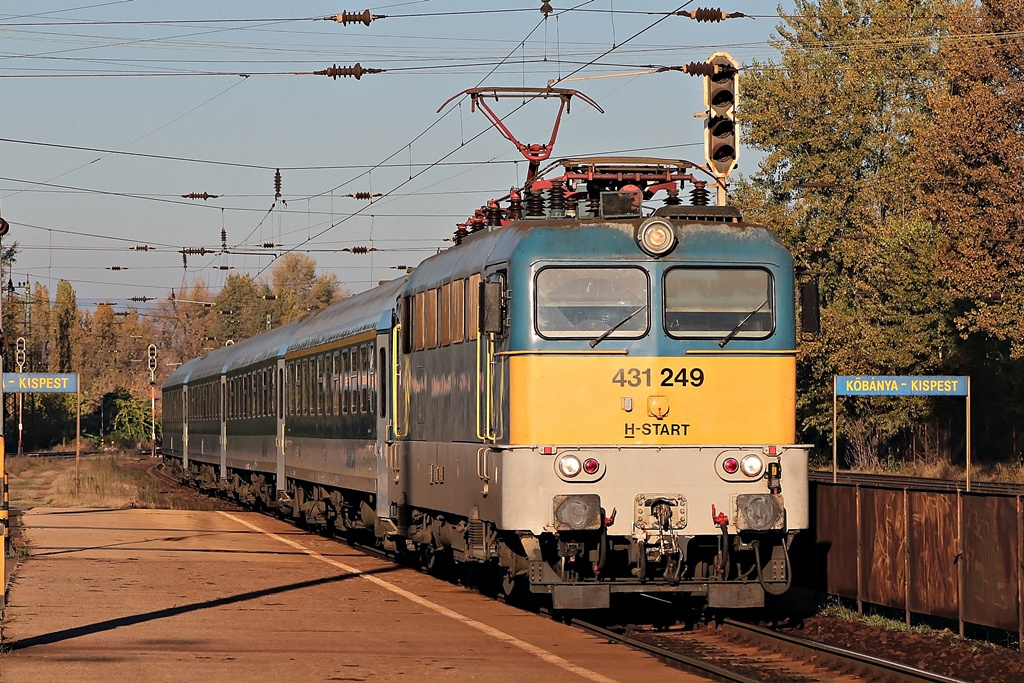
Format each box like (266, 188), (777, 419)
(468, 273), (481, 340)
(413, 292), (426, 351)
(663, 267), (774, 340)
(440, 282), (452, 346)
(452, 279), (465, 343)
(535, 267), (649, 339)
(425, 289), (439, 349)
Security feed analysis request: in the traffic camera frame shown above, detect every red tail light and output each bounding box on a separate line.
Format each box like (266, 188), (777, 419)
(723, 457), (739, 474)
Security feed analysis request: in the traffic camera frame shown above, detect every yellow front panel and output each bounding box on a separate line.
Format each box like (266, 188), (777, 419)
(508, 355), (796, 445)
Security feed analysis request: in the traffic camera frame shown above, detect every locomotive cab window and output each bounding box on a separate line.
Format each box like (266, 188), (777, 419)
(664, 267), (775, 340)
(535, 267), (649, 339)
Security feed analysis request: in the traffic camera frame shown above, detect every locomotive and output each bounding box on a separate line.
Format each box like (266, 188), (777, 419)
(163, 149), (814, 610)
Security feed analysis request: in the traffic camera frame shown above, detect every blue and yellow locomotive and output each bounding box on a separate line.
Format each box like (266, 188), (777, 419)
(163, 156), (812, 610)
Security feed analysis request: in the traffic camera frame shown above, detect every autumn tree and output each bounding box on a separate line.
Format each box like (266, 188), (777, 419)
(269, 252), (346, 324)
(736, 0), (961, 464)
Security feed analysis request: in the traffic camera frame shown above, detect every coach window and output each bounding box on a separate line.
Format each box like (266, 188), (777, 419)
(378, 347), (387, 418)
(366, 344), (376, 413)
(663, 267), (774, 340)
(468, 273), (481, 340)
(440, 282), (452, 346)
(535, 267), (649, 340)
(352, 350), (364, 413)
(331, 352), (339, 415)
(340, 350), (349, 414)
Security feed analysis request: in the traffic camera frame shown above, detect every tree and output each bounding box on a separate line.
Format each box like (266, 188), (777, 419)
(51, 279), (80, 373)
(736, 0), (961, 462)
(269, 252), (346, 324)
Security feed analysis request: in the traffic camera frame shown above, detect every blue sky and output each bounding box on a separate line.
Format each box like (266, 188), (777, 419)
(0, 1), (794, 307)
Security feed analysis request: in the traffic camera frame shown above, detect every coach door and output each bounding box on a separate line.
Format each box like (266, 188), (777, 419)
(376, 317), (399, 525)
(276, 358), (286, 495)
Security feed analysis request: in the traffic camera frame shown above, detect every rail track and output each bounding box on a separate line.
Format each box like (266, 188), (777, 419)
(573, 617), (969, 683)
(810, 470), (1024, 496)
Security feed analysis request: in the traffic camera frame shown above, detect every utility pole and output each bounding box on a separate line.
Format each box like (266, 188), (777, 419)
(148, 344), (157, 457)
(16, 337), (24, 455)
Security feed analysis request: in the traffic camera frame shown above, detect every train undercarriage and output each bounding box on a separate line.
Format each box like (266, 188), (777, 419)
(166, 455), (794, 610)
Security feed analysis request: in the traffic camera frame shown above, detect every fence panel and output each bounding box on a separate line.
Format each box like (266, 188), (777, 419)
(860, 488), (906, 609)
(907, 491), (959, 619)
(961, 494), (1019, 631)
(815, 484), (858, 598)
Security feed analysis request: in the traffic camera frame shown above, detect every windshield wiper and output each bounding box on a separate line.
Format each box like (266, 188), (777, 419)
(718, 298), (769, 348)
(589, 304), (647, 348)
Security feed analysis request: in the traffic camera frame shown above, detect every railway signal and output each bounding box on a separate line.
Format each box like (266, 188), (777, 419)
(703, 52), (740, 180)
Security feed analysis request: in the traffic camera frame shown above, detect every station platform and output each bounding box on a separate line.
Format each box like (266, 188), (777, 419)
(0, 508), (706, 682)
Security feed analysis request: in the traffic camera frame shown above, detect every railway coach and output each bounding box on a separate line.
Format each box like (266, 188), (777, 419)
(163, 156), (814, 610)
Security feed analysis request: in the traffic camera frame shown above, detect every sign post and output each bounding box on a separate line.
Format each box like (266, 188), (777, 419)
(3, 373), (81, 492)
(833, 375), (971, 488)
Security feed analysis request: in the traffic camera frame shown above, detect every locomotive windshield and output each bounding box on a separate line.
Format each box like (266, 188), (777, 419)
(536, 267), (649, 339)
(664, 267), (774, 340)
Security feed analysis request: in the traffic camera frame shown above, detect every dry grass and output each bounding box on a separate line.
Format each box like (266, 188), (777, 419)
(816, 457), (1024, 484)
(5, 453), (235, 511)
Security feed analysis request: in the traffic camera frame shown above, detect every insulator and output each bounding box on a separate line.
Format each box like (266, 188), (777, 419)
(260, 242), (280, 249)
(525, 188), (546, 218)
(391, 265), (409, 270)
(129, 296), (153, 302)
(182, 247), (212, 256)
(331, 10), (376, 25)
(182, 253), (188, 269)
(548, 179), (566, 218)
(678, 8), (746, 22)
(274, 169), (282, 200)
(316, 63), (383, 80)
(469, 209), (487, 233)
(588, 194), (601, 218)
(348, 192), (381, 200)
(182, 192), (218, 200)
(540, 1), (553, 17)
(485, 200), (503, 227)
(130, 244), (150, 251)
(507, 189), (523, 221)
(680, 61), (717, 77)
(106, 266), (125, 271)
(214, 265), (233, 270)
(221, 227), (227, 250)
(663, 187), (682, 206)
(453, 223), (469, 245)
(690, 182), (710, 206)
(346, 246), (377, 254)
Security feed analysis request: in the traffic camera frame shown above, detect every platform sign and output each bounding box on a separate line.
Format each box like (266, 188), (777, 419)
(832, 375), (972, 489)
(2, 372), (78, 393)
(836, 375), (968, 396)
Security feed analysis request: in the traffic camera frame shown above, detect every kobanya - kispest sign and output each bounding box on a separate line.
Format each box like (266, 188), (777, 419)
(832, 374), (972, 488)
(836, 375), (968, 396)
(2, 373), (78, 393)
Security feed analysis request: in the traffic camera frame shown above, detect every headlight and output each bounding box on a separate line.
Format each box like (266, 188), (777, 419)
(636, 218), (676, 257)
(740, 454), (764, 478)
(558, 454), (582, 478)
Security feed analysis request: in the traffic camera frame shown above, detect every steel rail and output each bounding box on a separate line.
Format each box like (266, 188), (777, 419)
(719, 619), (969, 683)
(570, 618), (762, 683)
(810, 470), (1024, 496)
